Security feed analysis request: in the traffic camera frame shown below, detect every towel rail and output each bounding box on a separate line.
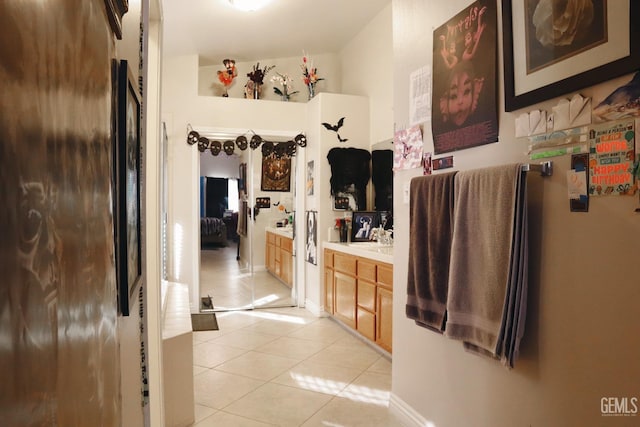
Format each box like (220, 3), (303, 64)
(523, 161), (553, 177)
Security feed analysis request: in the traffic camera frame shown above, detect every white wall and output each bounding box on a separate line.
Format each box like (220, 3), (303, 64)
(305, 93), (370, 313)
(200, 153), (240, 178)
(340, 4), (394, 145)
(391, 1), (640, 426)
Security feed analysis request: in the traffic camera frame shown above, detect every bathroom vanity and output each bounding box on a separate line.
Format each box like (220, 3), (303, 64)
(323, 242), (393, 353)
(265, 227), (294, 287)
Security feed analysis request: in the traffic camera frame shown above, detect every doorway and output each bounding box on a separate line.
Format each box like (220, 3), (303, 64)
(197, 130), (299, 312)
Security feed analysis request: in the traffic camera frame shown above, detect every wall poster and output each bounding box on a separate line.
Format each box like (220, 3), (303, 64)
(588, 119), (636, 196)
(431, 0), (498, 154)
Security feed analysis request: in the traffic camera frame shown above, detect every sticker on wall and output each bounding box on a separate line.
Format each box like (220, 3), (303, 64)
(593, 71), (640, 123)
(393, 125), (423, 170)
(569, 153), (589, 212)
(433, 155), (454, 171)
(588, 119), (636, 196)
(409, 65), (432, 126)
(423, 152), (433, 175)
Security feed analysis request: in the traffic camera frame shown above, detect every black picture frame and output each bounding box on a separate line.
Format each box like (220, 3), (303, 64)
(351, 211), (380, 242)
(116, 59), (142, 316)
(502, 0), (640, 112)
(104, 0), (129, 40)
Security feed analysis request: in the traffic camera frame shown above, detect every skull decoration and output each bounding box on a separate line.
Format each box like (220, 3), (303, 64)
(250, 134), (262, 149)
(294, 133), (307, 147)
(236, 135), (248, 150)
(197, 136), (209, 152)
(274, 142), (287, 158)
(209, 140), (221, 156)
(223, 140), (235, 155)
(261, 141), (274, 156)
(187, 130), (200, 145)
(285, 140), (297, 157)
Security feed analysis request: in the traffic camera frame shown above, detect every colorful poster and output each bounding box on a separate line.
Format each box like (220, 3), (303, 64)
(393, 125), (423, 170)
(588, 120), (636, 196)
(431, 0), (498, 154)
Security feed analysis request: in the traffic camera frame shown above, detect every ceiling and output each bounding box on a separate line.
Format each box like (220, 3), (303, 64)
(161, 0), (391, 65)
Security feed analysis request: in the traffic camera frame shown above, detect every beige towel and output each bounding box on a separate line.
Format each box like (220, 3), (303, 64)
(406, 172), (457, 332)
(445, 164), (522, 355)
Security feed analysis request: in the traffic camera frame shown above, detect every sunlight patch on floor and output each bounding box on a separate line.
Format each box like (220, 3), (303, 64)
(290, 373), (348, 395)
(234, 309), (307, 324)
(291, 373), (389, 406)
(252, 294), (279, 306)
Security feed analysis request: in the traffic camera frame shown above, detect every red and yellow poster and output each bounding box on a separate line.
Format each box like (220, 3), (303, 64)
(588, 120), (636, 196)
(431, 0), (498, 154)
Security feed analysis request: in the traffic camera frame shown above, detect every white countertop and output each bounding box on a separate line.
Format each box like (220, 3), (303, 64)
(266, 226), (294, 239)
(323, 241), (393, 264)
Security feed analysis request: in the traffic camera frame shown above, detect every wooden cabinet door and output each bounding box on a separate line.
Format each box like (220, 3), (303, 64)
(376, 286), (393, 353)
(357, 307), (376, 341)
(324, 267), (334, 314)
(281, 248), (293, 287)
(334, 271), (356, 328)
(267, 243), (276, 273)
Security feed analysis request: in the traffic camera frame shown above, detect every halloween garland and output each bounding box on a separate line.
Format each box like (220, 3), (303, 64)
(186, 126), (306, 159)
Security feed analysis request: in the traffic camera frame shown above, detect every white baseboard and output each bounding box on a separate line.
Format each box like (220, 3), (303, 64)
(304, 298), (323, 317)
(390, 393), (430, 427)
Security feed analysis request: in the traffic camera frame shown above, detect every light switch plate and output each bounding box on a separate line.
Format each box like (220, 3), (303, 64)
(403, 181), (410, 204)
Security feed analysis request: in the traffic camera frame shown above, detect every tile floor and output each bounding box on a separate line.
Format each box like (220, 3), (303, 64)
(195, 242), (404, 426)
(200, 243), (294, 310)
(190, 307), (405, 426)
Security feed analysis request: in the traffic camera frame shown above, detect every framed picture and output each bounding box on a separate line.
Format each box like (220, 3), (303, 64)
(116, 59), (142, 316)
(333, 195), (350, 211)
(261, 153), (291, 192)
(351, 211), (380, 242)
(305, 211), (317, 265)
(503, 0), (640, 112)
(238, 162), (247, 192)
(306, 160), (314, 196)
(104, 0), (129, 40)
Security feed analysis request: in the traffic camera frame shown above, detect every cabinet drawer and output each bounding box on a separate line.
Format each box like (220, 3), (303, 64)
(357, 308), (376, 342)
(334, 253), (357, 275)
(357, 259), (376, 282)
(281, 237), (293, 252)
(357, 279), (376, 312)
(324, 249), (334, 267)
(267, 232), (276, 244)
(377, 263), (393, 288)
(275, 235), (282, 247)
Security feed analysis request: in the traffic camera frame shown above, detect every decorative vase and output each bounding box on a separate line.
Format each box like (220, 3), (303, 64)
(307, 82), (315, 100)
(253, 82), (261, 100)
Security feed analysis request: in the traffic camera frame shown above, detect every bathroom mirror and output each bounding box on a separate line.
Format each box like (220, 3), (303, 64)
(371, 138), (394, 212)
(198, 131), (299, 312)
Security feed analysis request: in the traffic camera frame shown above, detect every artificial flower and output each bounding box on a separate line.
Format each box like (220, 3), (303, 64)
(300, 51), (324, 86)
(270, 72), (299, 100)
(247, 62), (275, 85)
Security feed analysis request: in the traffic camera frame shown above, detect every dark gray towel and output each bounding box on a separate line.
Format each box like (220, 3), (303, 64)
(446, 163), (529, 367)
(406, 172), (457, 332)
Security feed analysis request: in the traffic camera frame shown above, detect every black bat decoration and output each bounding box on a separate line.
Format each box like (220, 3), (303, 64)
(322, 117), (348, 142)
(322, 117), (345, 132)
